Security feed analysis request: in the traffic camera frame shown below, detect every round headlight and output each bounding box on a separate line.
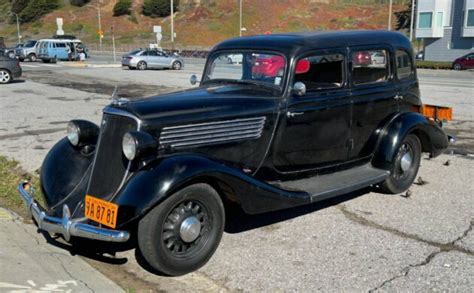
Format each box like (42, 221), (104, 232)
(122, 132), (137, 161)
(67, 121), (80, 146)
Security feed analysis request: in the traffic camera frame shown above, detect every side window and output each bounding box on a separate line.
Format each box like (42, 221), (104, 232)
(396, 50), (413, 80)
(294, 53), (344, 91)
(352, 49), (389, 85)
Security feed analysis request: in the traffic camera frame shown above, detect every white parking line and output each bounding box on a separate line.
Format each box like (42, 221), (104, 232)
(21, 64), (40, 68)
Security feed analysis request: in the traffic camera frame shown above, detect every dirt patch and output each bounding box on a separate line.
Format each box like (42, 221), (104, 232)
(24, 70), (179, 100)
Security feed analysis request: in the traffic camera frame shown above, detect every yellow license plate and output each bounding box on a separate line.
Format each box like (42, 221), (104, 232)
(85, 195), (118, 229)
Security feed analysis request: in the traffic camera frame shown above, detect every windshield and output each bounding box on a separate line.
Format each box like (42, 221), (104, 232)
(204, 51), (286, 88)
(24, 40), (36, 47)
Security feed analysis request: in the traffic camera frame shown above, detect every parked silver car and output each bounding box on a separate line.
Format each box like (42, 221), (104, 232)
(16, 40), (38, 62)
(122, 49), (184, 70)
(0, 55), (22, 84)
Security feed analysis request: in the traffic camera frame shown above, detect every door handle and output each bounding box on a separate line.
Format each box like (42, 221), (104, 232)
(286, 111), (304, 118)
(394, 94), (403, 100)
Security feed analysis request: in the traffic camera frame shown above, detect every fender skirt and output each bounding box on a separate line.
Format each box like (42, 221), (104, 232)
(372, 112), (448, 170)
(113, 155), (311, 227)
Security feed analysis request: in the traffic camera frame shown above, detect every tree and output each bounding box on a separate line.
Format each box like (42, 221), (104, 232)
(395, 1), (416, 31)
(11, 0), (30, 14)
(70, 0), (90, 7)
(142, 0), (179, 18)
(19, 0), (59, 23)
(113, 0), (132, 16)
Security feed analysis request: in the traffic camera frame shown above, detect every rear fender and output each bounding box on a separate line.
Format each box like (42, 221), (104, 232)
(372, 112), (448, 170)
(113, 154), (310, 227)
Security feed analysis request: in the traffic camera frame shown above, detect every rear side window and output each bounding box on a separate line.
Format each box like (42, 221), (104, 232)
(56, 43), (66, 48)
(352, 49), (389, 85)
(294, 53), (344, 91)
(396, 50), (413, 80)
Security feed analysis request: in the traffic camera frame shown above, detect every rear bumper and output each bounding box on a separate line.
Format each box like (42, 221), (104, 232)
(17, 182), (130, 242)
(12, 67), (22, 78)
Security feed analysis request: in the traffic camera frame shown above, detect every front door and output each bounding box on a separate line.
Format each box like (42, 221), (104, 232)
(273, 50), (352, 173)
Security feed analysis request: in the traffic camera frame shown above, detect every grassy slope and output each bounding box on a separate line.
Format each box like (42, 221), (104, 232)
(1, 0), (406, 48)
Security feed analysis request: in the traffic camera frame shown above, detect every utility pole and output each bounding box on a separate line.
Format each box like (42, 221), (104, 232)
(98, 0), (103, 51)
(170, 0), (174, 43)
(239, 0), (243, 37)
(112, 22), (117, 62)
(9, 12), (21, 44)
(410, 0), (416, 41)
(388, 0), (393, 30)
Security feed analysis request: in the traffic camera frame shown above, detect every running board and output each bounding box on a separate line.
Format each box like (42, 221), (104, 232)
(273, 164), (389, 203)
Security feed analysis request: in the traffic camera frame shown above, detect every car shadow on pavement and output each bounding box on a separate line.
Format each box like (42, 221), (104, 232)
(9, 79), (25, 84)
(224, 187), (373, 234)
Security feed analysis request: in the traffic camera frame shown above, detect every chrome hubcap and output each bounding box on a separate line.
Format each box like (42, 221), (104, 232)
(179, 216), (201, 243)
(400, 152), (412, 172)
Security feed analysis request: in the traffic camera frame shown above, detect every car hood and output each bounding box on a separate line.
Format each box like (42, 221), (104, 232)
(115, 85), (280, 127)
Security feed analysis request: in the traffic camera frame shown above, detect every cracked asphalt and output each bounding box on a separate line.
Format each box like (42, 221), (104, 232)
(0, 61), (472, 291)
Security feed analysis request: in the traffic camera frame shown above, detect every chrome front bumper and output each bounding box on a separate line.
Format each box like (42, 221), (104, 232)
(17, 182), (130, 242)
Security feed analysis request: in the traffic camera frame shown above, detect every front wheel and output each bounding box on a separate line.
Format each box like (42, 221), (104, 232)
(0, 69), (12, 84)
(138, 183), (225, 276)
(453, 63), (462, 70)
(172, 61), (182, 70)
(28, 54), (37, 62)
(380, 134), (421, 194)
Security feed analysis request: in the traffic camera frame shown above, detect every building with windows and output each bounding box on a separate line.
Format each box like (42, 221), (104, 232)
(416, 0), (474, 61)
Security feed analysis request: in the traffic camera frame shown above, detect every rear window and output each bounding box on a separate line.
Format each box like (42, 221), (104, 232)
(352, 49), (389, 85)
(396, 50), (413, 80)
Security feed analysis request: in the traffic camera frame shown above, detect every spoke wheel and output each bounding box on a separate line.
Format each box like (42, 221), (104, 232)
(380, 134), (421, 194)
(0, 70), (11, 84)
(138, 183), (224, 276)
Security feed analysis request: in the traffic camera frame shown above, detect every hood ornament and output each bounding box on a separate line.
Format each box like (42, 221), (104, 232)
(111, 85), (129, 107)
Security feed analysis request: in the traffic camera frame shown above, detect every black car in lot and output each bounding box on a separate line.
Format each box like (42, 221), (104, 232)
(19, 31), (449, 276)
(0, 55), (22, 84)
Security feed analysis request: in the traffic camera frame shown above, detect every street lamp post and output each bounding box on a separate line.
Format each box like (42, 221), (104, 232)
(9, 12), (21, 44)
(388, 0), (393, 30)
(239, 0), (243, 37)
(98, 0), (103, 51)
(170, 0), (174, 43)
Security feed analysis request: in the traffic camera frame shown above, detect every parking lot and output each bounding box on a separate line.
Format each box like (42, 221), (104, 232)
(0, 56), (473, 291)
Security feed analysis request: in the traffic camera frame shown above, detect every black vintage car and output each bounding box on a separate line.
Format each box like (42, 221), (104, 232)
(19, 31), (449, 276)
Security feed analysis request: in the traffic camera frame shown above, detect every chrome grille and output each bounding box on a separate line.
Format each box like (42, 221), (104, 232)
(160, 117), (266, 148)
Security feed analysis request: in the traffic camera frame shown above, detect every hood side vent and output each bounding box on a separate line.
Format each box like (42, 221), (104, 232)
(160, 116), (266, 149)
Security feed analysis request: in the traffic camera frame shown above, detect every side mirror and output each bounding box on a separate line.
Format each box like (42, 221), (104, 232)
(292, 82), (306, 96)
(190, 74), (199, 85)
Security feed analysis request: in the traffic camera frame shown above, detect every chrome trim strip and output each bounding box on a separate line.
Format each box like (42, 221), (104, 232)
(17, 182), (129, 242)
(160, 116), (266, 148)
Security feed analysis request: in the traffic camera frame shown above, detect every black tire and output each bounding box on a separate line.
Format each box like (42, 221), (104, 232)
(380, 134), (421, 194)
(128, 66), (135, 70)
(42, 58), (50, 63)
(19, 58), (25, 62)
(28, 54), (37, 62)
(137, 61), (147, 70)
(227, 57), (233, 64)
(172, 61), (182, 70)
(453, 63), (462, 70)
(138, 183), (225, 276)
(0, 69), (12, 84)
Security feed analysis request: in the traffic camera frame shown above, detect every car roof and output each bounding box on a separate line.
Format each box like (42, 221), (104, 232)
(38, 39), (82, 43)
(212, 30), (412, 57)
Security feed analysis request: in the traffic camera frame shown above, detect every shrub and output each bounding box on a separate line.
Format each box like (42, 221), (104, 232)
(416, 61), (453, 70)
(113, 0), (132, 16)
(70, 0), (90, 7)
(19, 0), (59, 23)
(142, 0), (179, 18)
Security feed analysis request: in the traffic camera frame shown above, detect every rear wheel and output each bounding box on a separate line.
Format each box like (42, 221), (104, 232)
(172, 61), (182, 70)
(453, 63), (462, 70)
(138, 183), (225, 276)
(380, 134), (421, 194)
(227, 57), (233, 64)
(0, 69), (12, 84)
(137, 61), (147, 70)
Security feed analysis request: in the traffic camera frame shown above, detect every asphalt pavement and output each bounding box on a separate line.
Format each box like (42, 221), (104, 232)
(0, 56), (473, 291)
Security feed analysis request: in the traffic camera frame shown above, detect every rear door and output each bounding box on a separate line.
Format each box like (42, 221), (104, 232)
(349, 46), (399, 160)
(273, 49), (352, 172)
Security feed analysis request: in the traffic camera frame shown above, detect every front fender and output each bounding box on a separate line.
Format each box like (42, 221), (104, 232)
(40, 138), (94, 213)
(113, 154), (310, 227)
(372, 112), (448, 170)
